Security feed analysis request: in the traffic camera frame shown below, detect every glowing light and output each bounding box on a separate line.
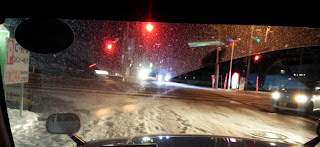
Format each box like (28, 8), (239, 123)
(272, 92), (280, 99)
(95, 70), (109, 75)
(107, 44), (112, 50)
(143, 137), (151, 141)
(229, 42), (237, 46)
(89, 63), (97, 68)
(187, 41), (225, 47)
(149, 63), (153, 68)
(166, 136), (170, 139)
(231, 72), (239, 89)
(295, 95), (307, 103)
(230, 138), (236, 143)
(92, 108), (112, 118)
(157, 74), (163, 81)
(254, 55), (260, 61)
(146, 24), (154, 32)
(270, 142), (276, 146)
(165, 75), (171, 82)
(158, 136), (163, 140)
(139, 68), (151, 80)
(266, 132), (278, 139)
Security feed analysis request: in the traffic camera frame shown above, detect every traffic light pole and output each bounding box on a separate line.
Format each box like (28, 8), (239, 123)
(245, 25), (254, 91)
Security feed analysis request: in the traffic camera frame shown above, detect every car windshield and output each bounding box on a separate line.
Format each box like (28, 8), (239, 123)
(2, 18), (320, 146)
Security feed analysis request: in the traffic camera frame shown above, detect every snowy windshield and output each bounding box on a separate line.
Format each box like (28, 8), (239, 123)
(2, 18), (320, 146)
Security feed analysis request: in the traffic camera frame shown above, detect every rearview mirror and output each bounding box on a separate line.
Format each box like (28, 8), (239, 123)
(46, 113), (80, 134)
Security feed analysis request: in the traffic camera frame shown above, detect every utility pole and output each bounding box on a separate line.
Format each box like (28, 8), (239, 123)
(214, 28), (222, 88)
(228, 41), (235, 90)
(215, 47), (220, 88)
(245, 25), (254, 90)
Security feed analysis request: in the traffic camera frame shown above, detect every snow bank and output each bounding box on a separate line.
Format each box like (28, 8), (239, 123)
(7, 108), (38, 132)
(7, 108), (74, 147)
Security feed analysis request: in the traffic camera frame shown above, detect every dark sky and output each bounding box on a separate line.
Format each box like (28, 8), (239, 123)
(4, 18), (320, 77)
(59, 19), (220, 76)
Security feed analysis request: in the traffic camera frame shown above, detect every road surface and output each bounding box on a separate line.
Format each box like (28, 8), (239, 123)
(4, 74), (319, 146)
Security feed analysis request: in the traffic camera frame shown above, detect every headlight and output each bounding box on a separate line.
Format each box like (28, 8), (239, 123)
(138, 68), (151, 80)
(164, 75), (171, 82)
(95, 70), (108, 75)
(272, 92), (280, 99)
(295, 95), (308, 103)
(157, 74), (163, 81)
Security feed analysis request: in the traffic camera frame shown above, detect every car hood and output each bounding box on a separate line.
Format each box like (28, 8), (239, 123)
(279, 89), (314, 95)
(85, 134), (298, 147)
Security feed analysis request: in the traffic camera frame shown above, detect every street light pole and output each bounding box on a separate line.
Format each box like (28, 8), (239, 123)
(245, 25), (254, 90)
(228, 41), (235, 90)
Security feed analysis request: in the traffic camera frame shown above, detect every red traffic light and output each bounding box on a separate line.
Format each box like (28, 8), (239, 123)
(254, 55), (261, 61)
(146, 23), (154, 32)
(106, 43), (112, 50)
(229, 42), (237, 46)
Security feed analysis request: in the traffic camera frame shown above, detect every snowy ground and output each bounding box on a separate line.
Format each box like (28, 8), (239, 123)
(5, 79), (319, 146)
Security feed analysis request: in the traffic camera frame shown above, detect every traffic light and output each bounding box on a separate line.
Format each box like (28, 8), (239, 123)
(107, 44), (112, 50)
(254, 55), (261, 62)
(106, 43), (112, 51)
(146, 23), (154, 32)
(253, 38), (260, 42)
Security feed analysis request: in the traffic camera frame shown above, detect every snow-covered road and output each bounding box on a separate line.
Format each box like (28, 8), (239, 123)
(5, 80), (318, 146)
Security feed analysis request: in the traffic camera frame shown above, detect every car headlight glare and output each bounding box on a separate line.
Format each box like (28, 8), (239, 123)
(157, 74), (163, 81)
(164, 75), (171, 82)
(139, 68), (151, 80)
(295, 95), (307, 103)
(272, 92), (280, 99)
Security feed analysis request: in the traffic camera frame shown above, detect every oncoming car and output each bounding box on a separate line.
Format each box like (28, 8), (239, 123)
(271, 89), (320, 115)
(156, 73), (171, 82)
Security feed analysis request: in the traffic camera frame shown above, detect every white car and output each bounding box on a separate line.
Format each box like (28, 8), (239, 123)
(272, 89), (320, 115)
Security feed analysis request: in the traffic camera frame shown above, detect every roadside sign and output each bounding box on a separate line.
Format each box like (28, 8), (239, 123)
(4, 38), (30, 84)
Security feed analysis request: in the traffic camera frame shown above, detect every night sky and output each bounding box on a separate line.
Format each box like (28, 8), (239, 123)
(4, 19), (320, 77)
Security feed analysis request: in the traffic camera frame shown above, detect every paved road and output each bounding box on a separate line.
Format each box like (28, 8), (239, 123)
(4, 75), (320, 146)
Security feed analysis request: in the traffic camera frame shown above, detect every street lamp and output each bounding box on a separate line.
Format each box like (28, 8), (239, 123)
(227, 38), (241, 90)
